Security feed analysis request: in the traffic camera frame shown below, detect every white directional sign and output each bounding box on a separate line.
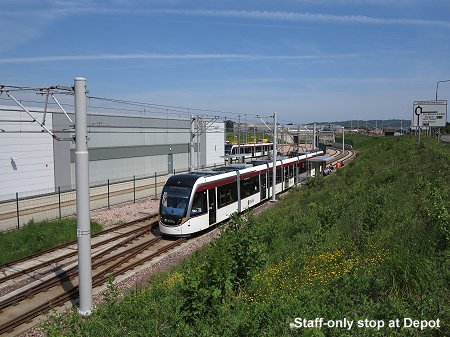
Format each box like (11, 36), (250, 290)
(412, 100), (447, 127)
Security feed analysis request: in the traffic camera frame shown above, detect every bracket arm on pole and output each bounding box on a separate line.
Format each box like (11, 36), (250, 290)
(5, 90), (58, 140)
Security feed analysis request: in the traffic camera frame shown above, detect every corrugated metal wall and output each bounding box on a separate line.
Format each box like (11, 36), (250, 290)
(0, 106), (55, 199)
(1, 107), (225, 198)
(54, 111), (225, 188)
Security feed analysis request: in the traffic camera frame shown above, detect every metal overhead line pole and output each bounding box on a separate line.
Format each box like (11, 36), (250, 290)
(253, 124), (256, 155)
(312, 123), (316, 149)
(74, 77), (92, 316)
(189, 115), (195, 172)
(224, 118), (227, 144)
(238, 114), (241, 154)
(271, 112), (277, 202)
(436, 79), (450, 100)
(245, 114), (248, 144)
(196, 115), (200, 169)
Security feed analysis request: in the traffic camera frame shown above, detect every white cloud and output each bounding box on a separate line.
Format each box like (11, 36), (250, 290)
(0, 52), (359, 63)
(150, 9), (450, 28)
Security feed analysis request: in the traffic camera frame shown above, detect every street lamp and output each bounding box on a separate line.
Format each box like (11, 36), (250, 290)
(436, 79), (450, 100)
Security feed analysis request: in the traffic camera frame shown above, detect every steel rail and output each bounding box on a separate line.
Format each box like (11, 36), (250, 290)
(0, 239), (184, 335)
(0, 214), (157, 271)
(0, 219), (157, 284)
(0, 230), (159, 311)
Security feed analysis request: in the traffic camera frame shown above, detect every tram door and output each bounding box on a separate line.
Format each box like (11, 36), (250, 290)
(208, 189), (216, 225)
(260, 173), (267, 200)
(294, 163), (298, 184)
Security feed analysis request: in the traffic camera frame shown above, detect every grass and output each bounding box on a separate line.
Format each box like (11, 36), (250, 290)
(0, 219), (102, 265)
(44, 135), (450, 337)
(226, 132), (272, 144)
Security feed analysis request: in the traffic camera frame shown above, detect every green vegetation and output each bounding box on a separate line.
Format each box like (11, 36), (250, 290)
(0, 219), (102, 265)
(226, 132), (272, 144)
(45, 136), (449, 336)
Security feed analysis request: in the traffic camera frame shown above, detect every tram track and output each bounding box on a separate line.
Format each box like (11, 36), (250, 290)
(0, 214), (159, 284)
(0, 228), (156, 310)
(0, 228), (186, 336)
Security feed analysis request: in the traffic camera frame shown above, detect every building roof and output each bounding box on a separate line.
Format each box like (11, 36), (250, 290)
(307, 156), (334, 162)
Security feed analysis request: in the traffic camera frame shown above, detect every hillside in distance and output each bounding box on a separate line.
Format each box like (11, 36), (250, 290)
(315, 119), (411, 129)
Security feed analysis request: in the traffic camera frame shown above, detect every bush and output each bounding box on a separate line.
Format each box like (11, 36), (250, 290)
(178, 214), (266, 323)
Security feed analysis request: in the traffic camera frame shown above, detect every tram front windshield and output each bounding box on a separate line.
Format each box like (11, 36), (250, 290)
(160, 186), (191, 217)
(225, 144), (233, 155)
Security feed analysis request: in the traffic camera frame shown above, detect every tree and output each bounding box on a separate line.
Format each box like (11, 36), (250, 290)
(445, 122), (450, 134)
(225, 120), (234, 132)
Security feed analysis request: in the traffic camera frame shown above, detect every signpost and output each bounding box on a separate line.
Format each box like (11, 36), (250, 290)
(412, 100), (447, 128)
(412, 100), (447, 145)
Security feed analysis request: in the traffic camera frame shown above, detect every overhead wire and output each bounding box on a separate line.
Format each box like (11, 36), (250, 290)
(0, 86), (287, 127)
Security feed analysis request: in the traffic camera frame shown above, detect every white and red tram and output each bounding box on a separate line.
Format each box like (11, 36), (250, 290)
(224, 142), (273, 158)
(159, 150), (323, 237)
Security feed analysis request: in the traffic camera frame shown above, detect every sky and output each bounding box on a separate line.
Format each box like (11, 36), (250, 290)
(1, 0), (450, 124)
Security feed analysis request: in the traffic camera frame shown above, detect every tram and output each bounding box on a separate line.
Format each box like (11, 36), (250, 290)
(224, 142), (273, 158)
(159, 150), (323, 236)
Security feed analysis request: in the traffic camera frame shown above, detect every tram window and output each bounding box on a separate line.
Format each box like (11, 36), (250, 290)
(284, 166), (289, 180)
(217, 182), (238, 208)
(276, 167), (282, 184)
(191, 191), (207, 216)
(240, 176), (259, 198)
(299, 161), (306, 173)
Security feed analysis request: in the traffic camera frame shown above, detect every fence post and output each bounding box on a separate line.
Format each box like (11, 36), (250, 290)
(16, 192), (20, 229)
(58, 186), (62, 219)
(107, 179), (110, 209)
(154, 172), (157, 197)
(133, 175), (136, 203)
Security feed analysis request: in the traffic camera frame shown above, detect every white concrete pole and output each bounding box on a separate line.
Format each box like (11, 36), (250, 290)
(271, 112), (277, 202)
(74, 77), (92, 316)
(342, 127), (345, 155)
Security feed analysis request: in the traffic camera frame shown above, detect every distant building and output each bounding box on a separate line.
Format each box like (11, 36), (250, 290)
(383, 128), (396, 136)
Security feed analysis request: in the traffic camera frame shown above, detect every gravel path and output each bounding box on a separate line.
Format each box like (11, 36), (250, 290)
(90, 196), (161, 230)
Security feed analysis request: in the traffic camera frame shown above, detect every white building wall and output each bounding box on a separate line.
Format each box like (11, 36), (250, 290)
(205, 122), (225, 166)
(0, 106), (55, 200)
(0, 108), (224, 200)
